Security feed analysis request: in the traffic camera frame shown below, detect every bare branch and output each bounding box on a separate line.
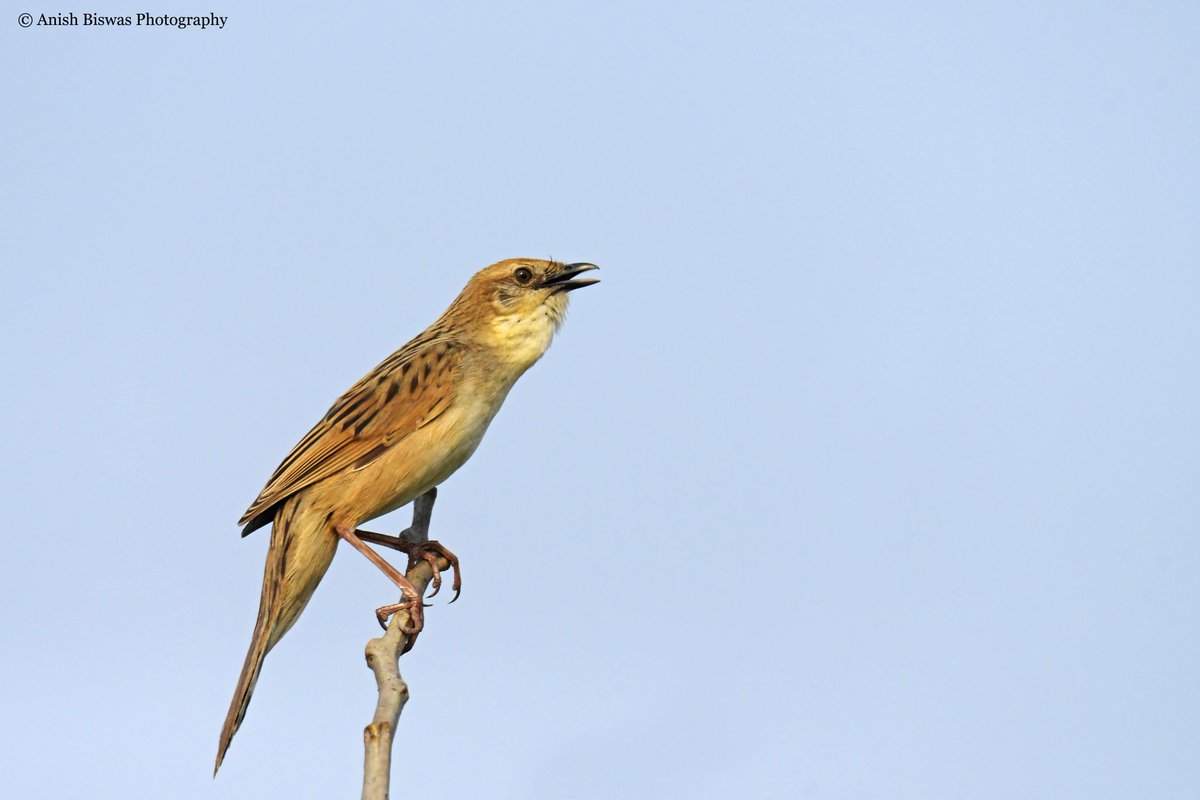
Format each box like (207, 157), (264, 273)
(361, 551), (448, 800)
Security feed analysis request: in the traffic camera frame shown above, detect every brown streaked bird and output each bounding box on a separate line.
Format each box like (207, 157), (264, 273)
(215, 258), (598, 773)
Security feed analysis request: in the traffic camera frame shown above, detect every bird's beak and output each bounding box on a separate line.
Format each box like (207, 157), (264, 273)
(541, 262), (600, 293)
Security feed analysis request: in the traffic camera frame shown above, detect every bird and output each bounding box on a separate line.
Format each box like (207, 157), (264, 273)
(215, 258), (599, 773)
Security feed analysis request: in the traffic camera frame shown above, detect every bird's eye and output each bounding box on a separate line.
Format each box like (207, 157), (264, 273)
(514, 267), (534, 285)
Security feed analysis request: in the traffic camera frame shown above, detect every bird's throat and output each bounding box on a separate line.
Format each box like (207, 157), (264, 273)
(488, 306), (561, 373)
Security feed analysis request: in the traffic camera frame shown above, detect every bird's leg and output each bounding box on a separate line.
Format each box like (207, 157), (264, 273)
(354, 488), (462, 602)
(335, 526), (425, 636)
(356, 533), (462, 602)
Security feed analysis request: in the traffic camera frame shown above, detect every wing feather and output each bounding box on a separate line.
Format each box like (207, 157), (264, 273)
(239, 338), (463, 533)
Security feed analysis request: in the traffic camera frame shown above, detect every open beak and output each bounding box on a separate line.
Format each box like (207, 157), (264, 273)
(541, 262), (600, 294)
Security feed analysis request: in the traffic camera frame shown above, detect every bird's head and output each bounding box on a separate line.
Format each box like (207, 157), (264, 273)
(454, 258), (599, 370)
(475, 258), (600, 318)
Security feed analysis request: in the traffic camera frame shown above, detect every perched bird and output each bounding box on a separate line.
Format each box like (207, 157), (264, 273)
(215, 258), (598, 773)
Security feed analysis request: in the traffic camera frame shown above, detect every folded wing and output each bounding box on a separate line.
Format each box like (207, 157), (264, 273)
(239, 338), (464, 534)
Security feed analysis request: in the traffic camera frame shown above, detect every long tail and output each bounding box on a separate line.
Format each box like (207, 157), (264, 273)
(215, 496), (338, 774)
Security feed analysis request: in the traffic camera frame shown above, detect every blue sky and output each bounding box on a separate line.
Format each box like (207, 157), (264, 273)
(2, 2), (1197, 797)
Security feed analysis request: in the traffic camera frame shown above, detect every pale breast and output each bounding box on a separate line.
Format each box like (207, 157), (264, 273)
(338, 386), (511, 525)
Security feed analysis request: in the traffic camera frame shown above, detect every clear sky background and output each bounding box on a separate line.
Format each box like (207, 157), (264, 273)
(2, 2), (1197, 798)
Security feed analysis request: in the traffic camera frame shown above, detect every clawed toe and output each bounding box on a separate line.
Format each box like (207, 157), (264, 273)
(375, 599), (424, 636)
(407, 540), (461, 603)
(350, 531), (462, 604)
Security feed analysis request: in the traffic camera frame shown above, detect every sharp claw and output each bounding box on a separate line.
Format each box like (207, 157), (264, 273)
(427, 553), (444, 597)
(375, 596), (425, 637)
(358, 534), (459, 635)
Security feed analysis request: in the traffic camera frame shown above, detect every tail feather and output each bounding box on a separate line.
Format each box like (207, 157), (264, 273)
(215, 497), (338, 774)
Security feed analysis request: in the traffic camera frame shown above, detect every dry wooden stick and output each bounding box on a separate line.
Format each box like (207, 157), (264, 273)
(359, 490), (448, 800)
(360, 551), (448, 800)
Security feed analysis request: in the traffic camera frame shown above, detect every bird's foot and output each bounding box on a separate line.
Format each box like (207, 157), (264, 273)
(374, 571), (426, 636)
(355, 532), (462, 603)
(336, 525), (429, 645)
(399, 540), (461, 602)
